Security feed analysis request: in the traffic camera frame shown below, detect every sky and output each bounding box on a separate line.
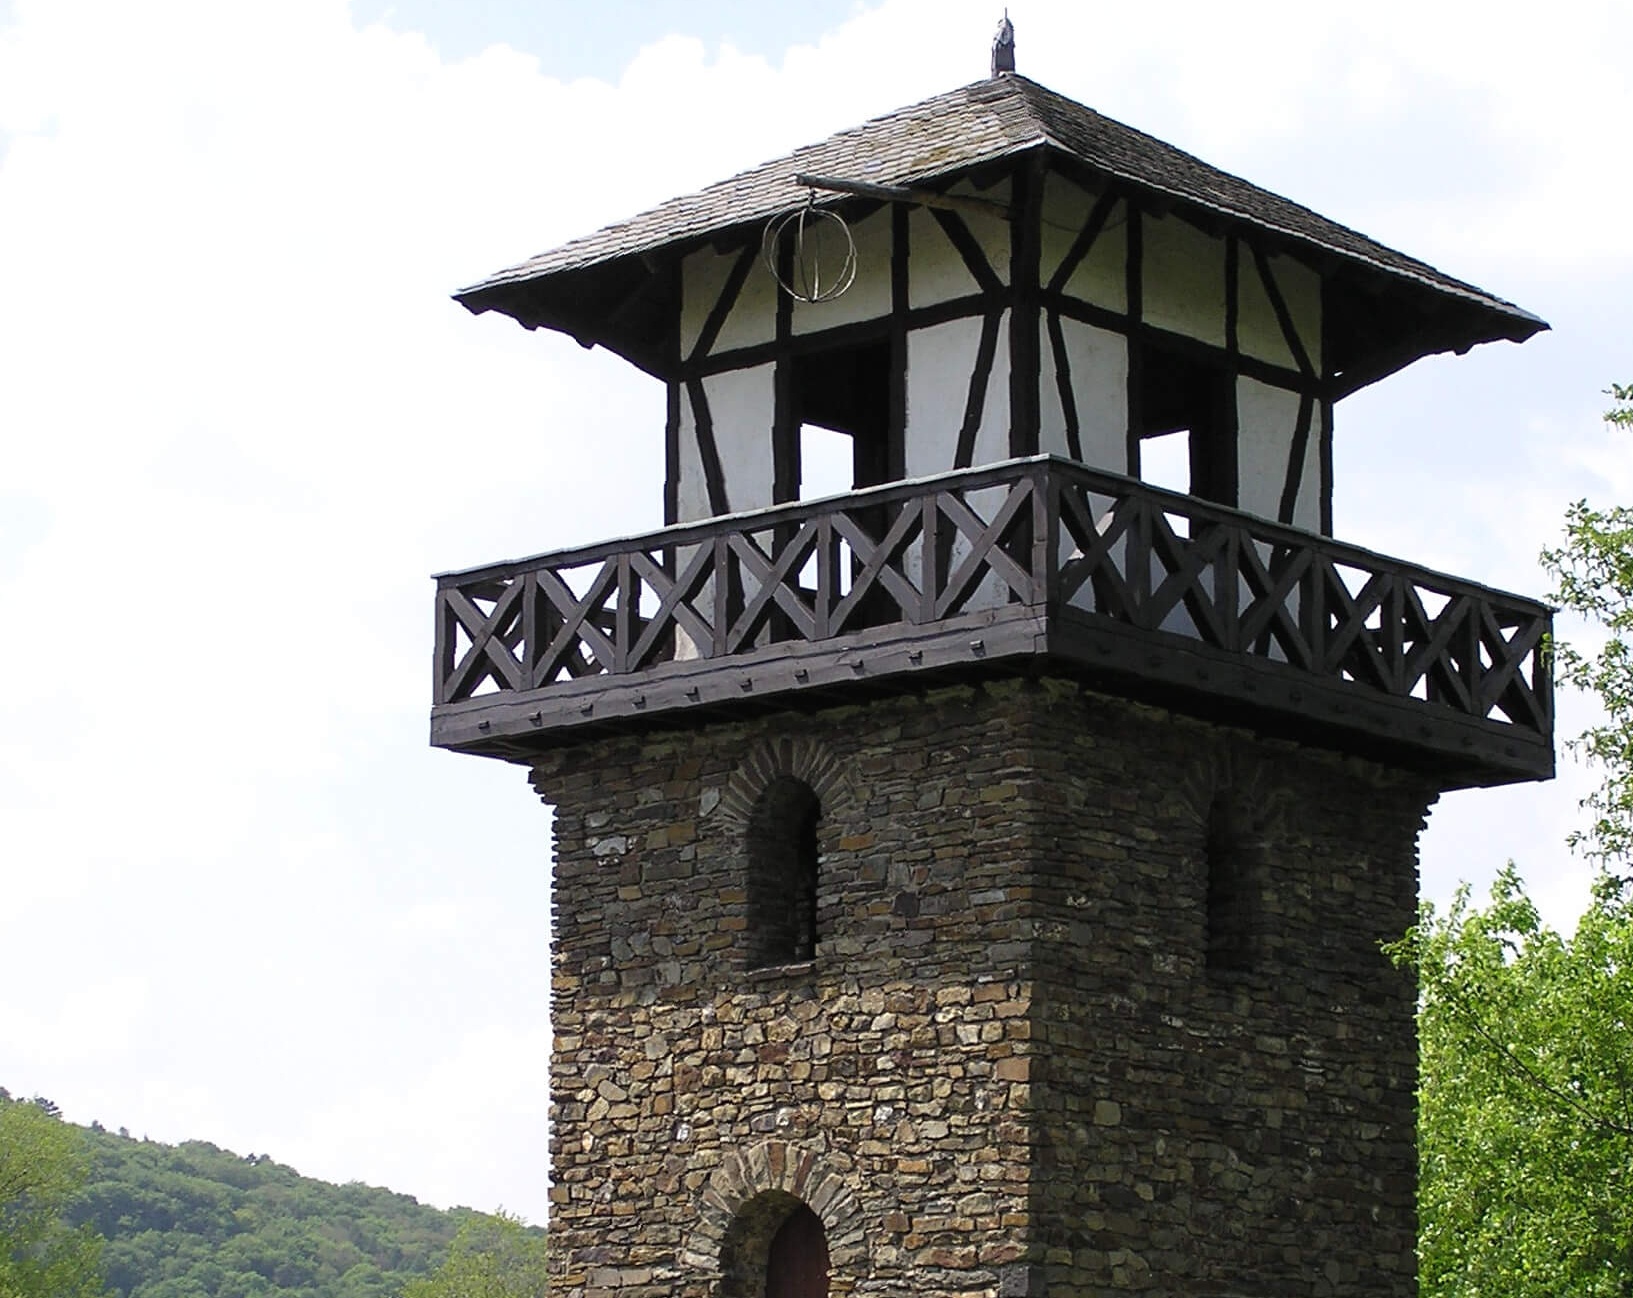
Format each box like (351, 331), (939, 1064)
(1, 0), (1630, 1228)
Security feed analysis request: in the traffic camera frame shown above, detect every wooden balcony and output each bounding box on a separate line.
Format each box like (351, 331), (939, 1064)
(431, 457), (1553, 788)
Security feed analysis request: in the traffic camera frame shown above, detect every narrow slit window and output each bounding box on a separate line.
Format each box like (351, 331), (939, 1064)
(1205, 793), (1257, 975)
(745, 776), (820, 969)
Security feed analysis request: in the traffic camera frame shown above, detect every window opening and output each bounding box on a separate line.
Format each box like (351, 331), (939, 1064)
(799, 423), (854, 502)
(788, 338), (896, 621)
(1139, 428), (1191, 497)
(790, 337), (893, 499)
(1134, 344), (1236, 511)
(1205, 792), (1257, 975)
(745, 776), (820, 969)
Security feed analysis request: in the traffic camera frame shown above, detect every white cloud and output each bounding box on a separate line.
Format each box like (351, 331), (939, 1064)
(1, 0), (1629, 1222)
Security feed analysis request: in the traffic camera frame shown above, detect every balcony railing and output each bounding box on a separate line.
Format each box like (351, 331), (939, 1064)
(431, 456), (1552, 786)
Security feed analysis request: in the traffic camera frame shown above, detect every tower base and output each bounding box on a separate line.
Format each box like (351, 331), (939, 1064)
(535, 678), (1432, 1297)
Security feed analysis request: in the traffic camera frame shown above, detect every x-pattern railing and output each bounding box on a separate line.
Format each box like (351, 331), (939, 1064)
(433, 457), (1551, 742)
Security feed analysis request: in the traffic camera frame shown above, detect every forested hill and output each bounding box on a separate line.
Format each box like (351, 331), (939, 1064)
(63, 1121), (476, 1298)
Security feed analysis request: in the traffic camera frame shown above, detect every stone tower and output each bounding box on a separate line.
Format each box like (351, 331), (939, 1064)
(432, 67), (1553, 1298)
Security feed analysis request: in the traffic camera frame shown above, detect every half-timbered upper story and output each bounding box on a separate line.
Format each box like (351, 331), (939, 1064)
(435, 73), (1553, 789)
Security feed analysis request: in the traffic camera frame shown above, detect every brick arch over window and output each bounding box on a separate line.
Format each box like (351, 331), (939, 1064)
(718, 738), (856, 968)
(717, 737), (855, 831)
(682, 1141), (867, 1295)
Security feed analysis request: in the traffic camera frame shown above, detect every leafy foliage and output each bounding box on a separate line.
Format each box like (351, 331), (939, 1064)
(1606, 382), (1633, 430)
(1390, 383), (1633, 1295)
(40, 1118), (497, 1298)
(0, 1095), (108, 1298)
(401, 1213), (546, 1298)
(1540, 383), (1633, 869)
(1389, 870), (1633, 1297)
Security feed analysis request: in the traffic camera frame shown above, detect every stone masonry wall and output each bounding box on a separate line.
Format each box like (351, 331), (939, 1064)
(1022, 681), (1434, 1296)
(535, 685), (1045, 1298)
(533, 679), (1436, 1297)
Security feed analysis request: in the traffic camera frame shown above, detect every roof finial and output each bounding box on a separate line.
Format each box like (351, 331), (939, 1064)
(991, 10), (1016, 76)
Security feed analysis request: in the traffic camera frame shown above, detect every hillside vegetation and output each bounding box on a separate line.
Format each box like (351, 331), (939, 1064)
(42, 1111), (508, 1298)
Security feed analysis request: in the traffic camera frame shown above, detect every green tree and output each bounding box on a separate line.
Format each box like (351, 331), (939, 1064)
(401, 1213), (546, 1298)
(1390, 869), (1633, 1297)
(1388, 383), (1633, 1297)
(1540, 383), (1633, 869)
(0, 1097), (108, 1298)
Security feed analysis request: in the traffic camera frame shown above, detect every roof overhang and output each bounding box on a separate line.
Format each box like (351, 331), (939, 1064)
(455, 76), (1547, 388)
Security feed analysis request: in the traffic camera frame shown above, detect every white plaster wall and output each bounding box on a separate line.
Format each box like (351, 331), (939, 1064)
(706, 364), (777, 513)
(908, 208), (978, 308)
(1039, 174), (1126, 312)
(1238, 251), (1321, 374)
(904, 314), (1011, 476)
(952, 176), (1010, 289)
(1067, 211), (1126, 312)
(1142, 215), (1226, 348)
(675, 387), (711, 523)
(1039, 171), (1087, 288)
(1236, 377), (1307, 525)
(972, 318), (1011, 468)
(1289, 401), (1323, 532)
(1038, 317), (1128, 470)
(680, 245), (777, 360)
(718, 258), (780, 357)
(790, 205), (892, 335)
(1038, 324), (1071, 460)
(907, 179), (1011, 309)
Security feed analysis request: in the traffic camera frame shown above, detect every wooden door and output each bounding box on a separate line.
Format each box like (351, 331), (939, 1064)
(765, 1204), (829, 1298)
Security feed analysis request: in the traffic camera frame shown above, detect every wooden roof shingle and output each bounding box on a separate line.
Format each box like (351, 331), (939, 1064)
(456, 74), (1544, 381)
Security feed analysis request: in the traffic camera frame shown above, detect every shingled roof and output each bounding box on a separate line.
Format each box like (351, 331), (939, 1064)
(457, 73), (1545, 383)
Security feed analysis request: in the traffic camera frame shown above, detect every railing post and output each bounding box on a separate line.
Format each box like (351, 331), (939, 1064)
(1031, 462), (1052, 608)
(1384, 572), (1405, 696)
(713, 534), (731, 658)
(1536, 620), (1555, 727)
(616, 553), (634, 674)
(1215, 522), (1240, 654)
(1300, 552), (1326, 675)
(1462, 602), (1482, 714)
(433, 589), (453, 706)
(519, 574), (539, 690)
(1128, 495), (1152, 628)
(812, 513), (832, 640)
(921, 491), (940, 623)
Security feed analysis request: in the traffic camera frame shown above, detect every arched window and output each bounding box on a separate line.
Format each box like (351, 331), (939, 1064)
(1205, 791), (1258, 974)
(745, 776), (820, 969)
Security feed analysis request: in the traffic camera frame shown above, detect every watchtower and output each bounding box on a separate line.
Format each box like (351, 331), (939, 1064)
(432, 52), (1552, 1298)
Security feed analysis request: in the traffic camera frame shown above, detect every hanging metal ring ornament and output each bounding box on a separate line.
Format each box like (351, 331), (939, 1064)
(762, 191), (857, 304)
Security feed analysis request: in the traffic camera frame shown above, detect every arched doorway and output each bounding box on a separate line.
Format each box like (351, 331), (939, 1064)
(766, 1203), (829, 1298)
(718, 1192), (831, 1298)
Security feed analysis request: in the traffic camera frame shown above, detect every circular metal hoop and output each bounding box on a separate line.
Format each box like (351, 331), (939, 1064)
(761, 199), (858, 304)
